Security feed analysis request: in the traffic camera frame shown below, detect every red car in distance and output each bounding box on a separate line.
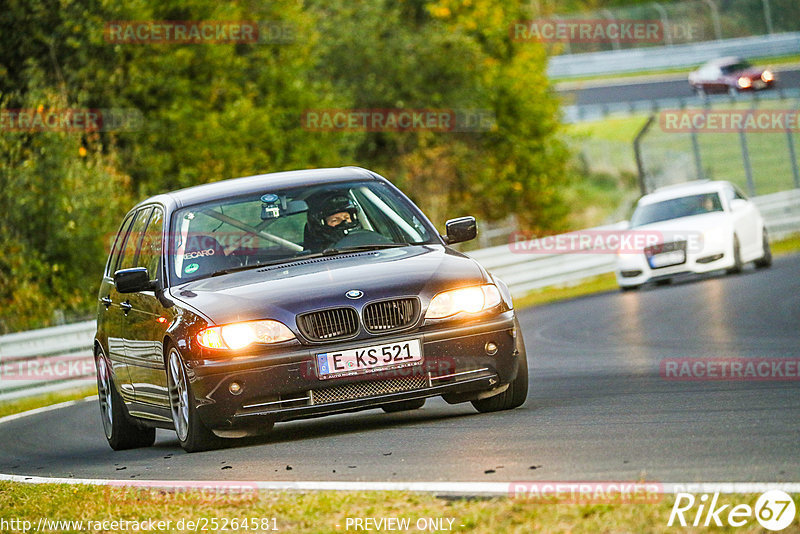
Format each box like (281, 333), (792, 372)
(689, 57), (775, 96)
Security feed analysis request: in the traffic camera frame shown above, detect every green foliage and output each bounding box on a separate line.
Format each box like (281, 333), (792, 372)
(0, 103), (133, 331)
(0, 0), (570, 331)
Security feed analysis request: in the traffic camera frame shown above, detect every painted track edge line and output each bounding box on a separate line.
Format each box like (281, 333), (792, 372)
(2, 400), (800, 495)
(0, 396), (97, 425)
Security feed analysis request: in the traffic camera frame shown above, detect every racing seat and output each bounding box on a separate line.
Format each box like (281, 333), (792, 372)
(179, 234), (233, 277)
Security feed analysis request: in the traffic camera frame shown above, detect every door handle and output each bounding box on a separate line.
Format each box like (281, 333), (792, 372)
(100, 296), (112, 309)
(120, 300), (132, 315)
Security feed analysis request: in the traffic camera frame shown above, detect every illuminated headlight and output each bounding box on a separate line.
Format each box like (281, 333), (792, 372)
(761, 70), (774, 82)
(197, 320), (295, 350)
(425, 285), (502, 319)
(737, 77), (751, 88)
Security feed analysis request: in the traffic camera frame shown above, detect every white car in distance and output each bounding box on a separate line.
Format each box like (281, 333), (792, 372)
(616, 180), (772, 290)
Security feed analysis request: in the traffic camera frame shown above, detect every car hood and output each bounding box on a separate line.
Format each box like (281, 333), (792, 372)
(169, 245), (489, 325)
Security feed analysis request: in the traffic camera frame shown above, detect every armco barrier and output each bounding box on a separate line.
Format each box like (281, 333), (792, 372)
(548, 32), (800, 79)
(0, 320), (96, 401)
(1, 188), (798, 400)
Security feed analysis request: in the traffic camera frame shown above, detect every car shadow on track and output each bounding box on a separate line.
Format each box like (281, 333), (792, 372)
(153, 403), (514, 452)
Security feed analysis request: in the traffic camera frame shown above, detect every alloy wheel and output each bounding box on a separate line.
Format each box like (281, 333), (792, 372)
(168, 349), (190, 442)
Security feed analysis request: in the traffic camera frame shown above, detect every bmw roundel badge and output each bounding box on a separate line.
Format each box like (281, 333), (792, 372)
(346, 290), (364, 299)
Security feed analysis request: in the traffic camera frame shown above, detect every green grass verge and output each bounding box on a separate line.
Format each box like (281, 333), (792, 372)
(1, 481), (798, 533)
(0, 386), (97, 419)
(568, 99), (800, 197)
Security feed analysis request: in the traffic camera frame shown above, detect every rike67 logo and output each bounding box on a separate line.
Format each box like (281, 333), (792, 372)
(668, 491), (797, 531)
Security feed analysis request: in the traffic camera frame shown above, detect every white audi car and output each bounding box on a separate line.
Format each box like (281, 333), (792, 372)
(616, 181), (771, 290)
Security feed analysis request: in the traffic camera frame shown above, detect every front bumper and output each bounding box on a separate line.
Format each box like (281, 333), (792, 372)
(616, 242), (733, 287)
(187, 311), (519, 430)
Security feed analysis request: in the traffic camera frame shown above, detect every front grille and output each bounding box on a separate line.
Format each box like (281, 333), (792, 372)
(311, 376), (429, 404)
(363, 298), (420, 333)
(297, 307), (359, 342)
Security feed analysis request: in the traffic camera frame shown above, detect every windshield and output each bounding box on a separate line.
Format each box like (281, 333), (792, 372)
(720, 61), (751, 74)
(169, 180), (435, 283)
(630, 192), (723, 227)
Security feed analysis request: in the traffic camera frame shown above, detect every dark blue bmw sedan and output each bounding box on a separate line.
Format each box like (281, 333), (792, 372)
(94, 167), (528, 452)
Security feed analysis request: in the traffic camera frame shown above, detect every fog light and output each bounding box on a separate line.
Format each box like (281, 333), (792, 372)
(697, 253), (723, 264)
(229, 382), (242, 395)
(485, 342), (498, 356)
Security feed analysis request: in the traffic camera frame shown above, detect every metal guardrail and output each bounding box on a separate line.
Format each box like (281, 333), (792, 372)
(1, 188), (798, 400)
(0, 320), (96, 401)
(548, 32), (800, 79)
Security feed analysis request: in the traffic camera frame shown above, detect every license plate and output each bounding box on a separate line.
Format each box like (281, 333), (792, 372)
(753, 80), (766, 89)
(649, 250), (685, 268)
(316, 339), (423, 379)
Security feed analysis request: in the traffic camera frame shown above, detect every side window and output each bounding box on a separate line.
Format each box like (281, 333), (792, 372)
(106, 213), (136, 276)
(117, 207), (153, 271)
(732, 187), (747, 200)
(138, 207), (164, 280)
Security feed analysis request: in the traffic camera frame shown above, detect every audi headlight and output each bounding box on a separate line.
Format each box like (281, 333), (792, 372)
(425, 285), (502, 319)
(197, 320), (295, 350)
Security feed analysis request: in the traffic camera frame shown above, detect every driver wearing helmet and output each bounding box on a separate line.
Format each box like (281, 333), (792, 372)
(304, 193), (361, 251)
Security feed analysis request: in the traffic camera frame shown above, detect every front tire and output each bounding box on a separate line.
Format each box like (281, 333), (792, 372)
(754, 229), (772, 269)
(95, 349), (156, 451)
(726, 235), (743, 274)
(167, 346), (222, 453)
(472, 321), (529, 413)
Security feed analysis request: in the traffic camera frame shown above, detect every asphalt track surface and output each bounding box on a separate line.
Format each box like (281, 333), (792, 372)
(560, 68), (800, 106)
(1, 254), (798, 484)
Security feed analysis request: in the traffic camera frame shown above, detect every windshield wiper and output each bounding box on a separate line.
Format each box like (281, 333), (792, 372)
(209, 254), (319, 277)
(320, 243), (409, 255)
(208, 244), (410, 277)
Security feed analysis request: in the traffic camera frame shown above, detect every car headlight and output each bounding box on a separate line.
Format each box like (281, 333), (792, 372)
(737, 76), (751, 88)
(197, 320), (295, 350)
(762, 70), (774, 82)
(425, 285), (502, 319)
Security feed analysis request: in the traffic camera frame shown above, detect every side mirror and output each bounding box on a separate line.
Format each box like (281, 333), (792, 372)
(729, 198), (747, 211)
(444, 216), (477, 244)
(114, 267), (156, 293)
